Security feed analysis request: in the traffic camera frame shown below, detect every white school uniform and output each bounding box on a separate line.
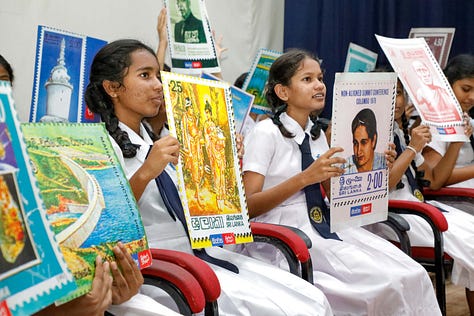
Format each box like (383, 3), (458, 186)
(111, 122), (332, 316)
(240, 113), (441, 316)
(367, 124), (474, 291)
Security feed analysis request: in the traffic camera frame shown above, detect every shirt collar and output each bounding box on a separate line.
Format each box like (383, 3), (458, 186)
(280, 112), (313, 145)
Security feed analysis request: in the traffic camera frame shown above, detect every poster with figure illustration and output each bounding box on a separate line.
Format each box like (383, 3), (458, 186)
(161, 71), (253, 249)
(164, 0), (220, 74)
(0, 82), (76, 316)
(330, 72), (397, 232)
(409, 27), (455, 69)
(30, 25), (107, 123)
(21, 122), (151, 304)
(376, 35), (466, 142)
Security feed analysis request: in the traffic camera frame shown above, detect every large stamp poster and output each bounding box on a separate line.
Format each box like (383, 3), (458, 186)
(242, 49), (282, 115)
(376, 35), (466, 142)
(330, 72), (397, 232)
(165, 0), (220, 74)
(409, 27), (455, 69)
(21, 123), (152, 304)
(0, 82), (75, 316)
(30, 25), (107, 123)
(161, 72), (253, 249)
(344, 42), (378, 72)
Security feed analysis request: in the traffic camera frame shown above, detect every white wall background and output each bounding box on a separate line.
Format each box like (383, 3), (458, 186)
(0, 0), (284, 121)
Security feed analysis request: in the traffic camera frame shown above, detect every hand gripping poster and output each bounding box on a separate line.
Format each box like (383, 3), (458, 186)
(0, 82), (76, 316)
(30, 25), (107, 123)
(165, 0), (220, 74)
(376, 34), (467, 143)
(330, 72), (397, 232)
(161, 71), (253, 249)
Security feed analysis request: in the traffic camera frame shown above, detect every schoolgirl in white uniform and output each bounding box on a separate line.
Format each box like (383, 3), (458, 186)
(85, 39), (332, 316)
(422, 54), (474, 189)
(369, 75), (474, 314)
(240, 49), (441, 316)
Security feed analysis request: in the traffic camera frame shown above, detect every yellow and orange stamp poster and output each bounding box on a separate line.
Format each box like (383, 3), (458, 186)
(161, 72), (252, 248)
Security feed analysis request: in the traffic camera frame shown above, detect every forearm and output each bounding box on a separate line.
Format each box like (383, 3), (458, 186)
(129, 166), (155, 201)
(444, 164), (474, 186)
(428, 142), (463, 189)
(246, 175), (306, 218)
(389, 150), (416, 190)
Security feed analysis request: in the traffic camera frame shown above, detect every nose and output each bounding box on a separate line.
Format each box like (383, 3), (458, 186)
(153, 77), (163, 91)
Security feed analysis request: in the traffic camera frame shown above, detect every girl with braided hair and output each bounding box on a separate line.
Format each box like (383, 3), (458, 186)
(240, 48), (441, 315)
(85, 38), (333, 316)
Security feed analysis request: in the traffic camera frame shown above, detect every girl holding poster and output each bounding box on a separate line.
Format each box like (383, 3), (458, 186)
(85, 39), (333, 316)
(241, 49), (441, 315)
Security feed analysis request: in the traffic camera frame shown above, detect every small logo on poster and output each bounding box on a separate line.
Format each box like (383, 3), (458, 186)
(437, 127), (456, 135)
(210, 234), (224, 246)
(222, 233), (235, 244)
(350, 203), (372, 217)
(138, 249), (152, 268)
(192, 61), (202, 68)
(0, 300), (12, 316)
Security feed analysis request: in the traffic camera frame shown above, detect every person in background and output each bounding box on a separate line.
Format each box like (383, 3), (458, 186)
(240, 48), (441, 315)
(0, 54), (14, 83)
(422, 54), (474, 189)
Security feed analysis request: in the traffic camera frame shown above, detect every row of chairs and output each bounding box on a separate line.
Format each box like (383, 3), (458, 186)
(141, 187), (474, 316)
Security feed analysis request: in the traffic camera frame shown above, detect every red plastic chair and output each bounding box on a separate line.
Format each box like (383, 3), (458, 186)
(423, 187), (474, 215)
(388, 199), (449, 315)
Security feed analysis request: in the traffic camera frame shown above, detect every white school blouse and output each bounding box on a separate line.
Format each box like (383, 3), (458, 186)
(241, 113), (441, 316)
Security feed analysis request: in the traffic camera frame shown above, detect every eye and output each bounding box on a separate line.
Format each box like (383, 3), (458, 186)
(140, 72), (150, 79)
(302, 76), (311, 82)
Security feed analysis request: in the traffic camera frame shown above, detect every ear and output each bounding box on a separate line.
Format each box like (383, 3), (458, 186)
(274, 83), (289, 102)
(102, 80), (120, 98)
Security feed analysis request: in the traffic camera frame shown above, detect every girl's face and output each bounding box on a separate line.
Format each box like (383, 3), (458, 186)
(394, 81), (406, 121)
(451, 77), (474, 112)
(113, 49), (163, 124)
(0, 65), (11, 82)
(284, 57), (326, 113)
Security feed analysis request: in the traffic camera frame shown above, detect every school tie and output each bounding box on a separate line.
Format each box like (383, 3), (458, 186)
(148, 145), (239, 273)
(299, 134), (341, 240)
(393, 134), (425, 202)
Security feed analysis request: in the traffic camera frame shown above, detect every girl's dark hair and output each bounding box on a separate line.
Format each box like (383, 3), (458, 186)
(0, 54), (14, 83)
(443, 54), (474, 85)
(85, 39), (157, 158)
(233, 72), (248, 89)
(265, 49), (322, 139)
(351, 108), (378, 148)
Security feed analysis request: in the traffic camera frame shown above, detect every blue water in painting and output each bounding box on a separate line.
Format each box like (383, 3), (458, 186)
(77, 166), (144, 248)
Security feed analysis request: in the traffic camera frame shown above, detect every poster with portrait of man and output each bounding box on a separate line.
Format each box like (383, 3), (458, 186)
(164, 0), (220, 74)
(408, 27), (455, 69)
(330, 72), (397, 232)
(161, 71), (252, 249)
(376, 35), (467, 142)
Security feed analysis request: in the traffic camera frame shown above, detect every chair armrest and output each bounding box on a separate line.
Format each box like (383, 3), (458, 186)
(150, 248), (221, 303)
(388, 200), (448, 232)
(250, 222), (313, 283)
(142, 259), (205, 315)
(380, 212), (412, 255)
(423, 187), (474, 199)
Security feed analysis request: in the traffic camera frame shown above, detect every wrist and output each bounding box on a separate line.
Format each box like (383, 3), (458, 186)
(405, 145), (418, 155)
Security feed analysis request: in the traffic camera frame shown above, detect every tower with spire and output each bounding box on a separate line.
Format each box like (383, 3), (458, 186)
(44, 38), (73, 121)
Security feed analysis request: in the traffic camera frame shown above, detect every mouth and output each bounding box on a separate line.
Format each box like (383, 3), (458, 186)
(312, 92), (325, 99)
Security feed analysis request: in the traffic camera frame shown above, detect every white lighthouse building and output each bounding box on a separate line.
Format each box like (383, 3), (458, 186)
(44, 38), (73, 121)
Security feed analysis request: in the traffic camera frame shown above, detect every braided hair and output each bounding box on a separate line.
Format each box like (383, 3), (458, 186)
(265, 49), (323, 140)
(84, 39), (158, 158)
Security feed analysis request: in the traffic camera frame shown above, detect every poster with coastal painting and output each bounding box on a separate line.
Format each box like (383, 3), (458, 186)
(330, 72), (397, 232)
(344, 42), (378, 72)
(376, 34), (466, 142)
(30, 25), (107, 123)
(165, 0), (220, 74)
(161, 71), (253, 249)
(0, 82), (76, 316)
(242, 49), (282, 114)
(408, 27), (455, 69)
(21, 122), (152, 304)
(201, 72), (254, 134)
